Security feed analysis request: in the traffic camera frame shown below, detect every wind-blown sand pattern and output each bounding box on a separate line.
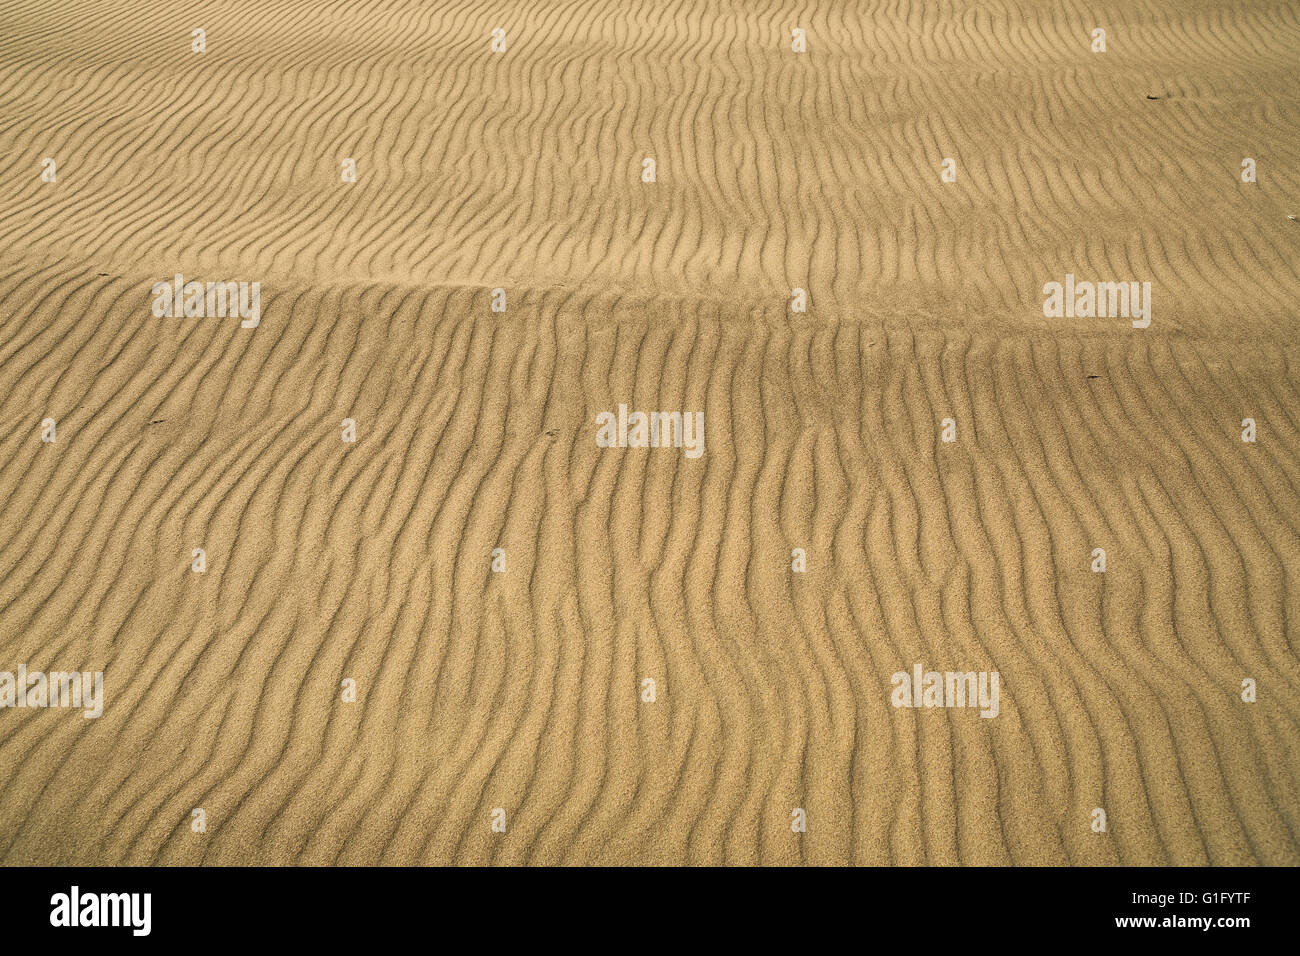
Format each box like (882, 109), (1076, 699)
(0, 0), (1298, 865)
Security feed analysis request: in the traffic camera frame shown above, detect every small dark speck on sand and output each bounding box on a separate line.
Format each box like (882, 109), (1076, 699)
(1087, 375), (1100, 380)
(150, 419), (165, 424)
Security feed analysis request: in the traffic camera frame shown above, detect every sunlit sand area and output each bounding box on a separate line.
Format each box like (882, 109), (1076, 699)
(0, 0), (1297, 864)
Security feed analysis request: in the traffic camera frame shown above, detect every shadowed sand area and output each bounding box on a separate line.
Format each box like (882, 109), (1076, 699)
(0, 0), (1298, 864)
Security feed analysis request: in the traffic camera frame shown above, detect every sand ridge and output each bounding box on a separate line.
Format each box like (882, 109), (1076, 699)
(0, 0), (1297, 864)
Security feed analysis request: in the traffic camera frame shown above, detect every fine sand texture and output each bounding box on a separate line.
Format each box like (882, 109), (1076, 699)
(0, 0), (1298, 865)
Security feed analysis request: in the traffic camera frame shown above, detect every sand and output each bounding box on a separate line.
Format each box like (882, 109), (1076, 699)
(0, 0), (1297, 865)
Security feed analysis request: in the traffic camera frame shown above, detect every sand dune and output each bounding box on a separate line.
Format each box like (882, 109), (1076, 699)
(0, 0), (1297, 864)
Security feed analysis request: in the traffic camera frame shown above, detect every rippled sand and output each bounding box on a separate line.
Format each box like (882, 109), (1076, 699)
(0, 0), (1297, 864)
